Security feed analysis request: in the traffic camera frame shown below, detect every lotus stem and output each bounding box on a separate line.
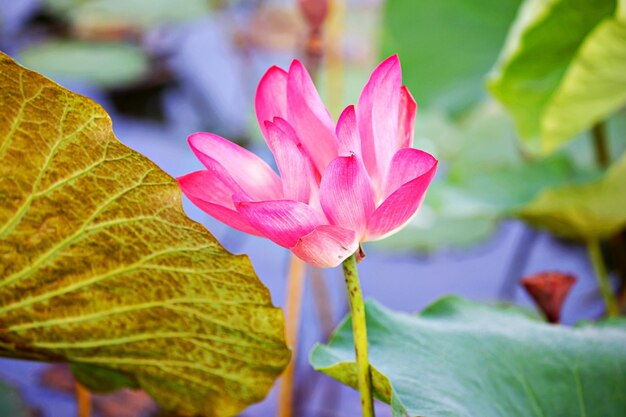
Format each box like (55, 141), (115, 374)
(278, 255), (307, 417)
(587, 239), (619, 317)
(342, 253), (375, 417)
(591, 122), (609, 168)
(75, 381), (91, 417)
(591, 121), (626, 313)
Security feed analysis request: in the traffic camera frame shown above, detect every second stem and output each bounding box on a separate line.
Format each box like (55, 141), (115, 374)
(342, 253), (375, 417)
(587, 239), (619, 317)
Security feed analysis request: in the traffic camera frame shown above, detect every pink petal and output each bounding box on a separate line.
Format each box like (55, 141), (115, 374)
(286, 60), (338, 173)
(255, 66), (288, 141)
(357, 55), (402, 191)
(271, 118), (323, 211)
(320, 155), (375, 235)
(177, 171), (262, 236)
(365, 157), (438, 241)
(188, 132), (283, 201)
(383, 148), (437, 200)
(273, 118), (320, 186)
(336, 105), (362, 159)
(264, 118), (311, 203)
(235, 199), (326, 248)
(291, 225), (358, 268)
(397, 86), (417, 149)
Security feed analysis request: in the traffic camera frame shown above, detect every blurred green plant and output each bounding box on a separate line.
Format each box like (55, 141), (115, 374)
(43, 0), (212, 30)
(380, 0), (626, 255)
(488, 0), (625, 155)
(520, 153), (626, 240)
(19, 41), (150, 88)
(0, 52), (289, 417)
(377, 103), (601, 252)
(311, 296), (626, 417)
(381, 0), (522, 115)
(18, 0), (217, 90)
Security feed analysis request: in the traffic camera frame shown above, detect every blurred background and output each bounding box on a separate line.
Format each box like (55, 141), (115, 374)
(1, 0), (624, 416)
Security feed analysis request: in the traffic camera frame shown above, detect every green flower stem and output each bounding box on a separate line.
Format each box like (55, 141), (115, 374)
(591, 122), (609, 168)
(587, 239), (619, 317)
(342, 253), (375, 417)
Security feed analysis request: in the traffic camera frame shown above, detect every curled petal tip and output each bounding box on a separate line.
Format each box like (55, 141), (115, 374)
(379, 54), (400, 70)
(271, 116), (289, 126)
(289, 59), (305, 70)
(256, 65), (288, 140)
(258, 65), (288, 84)
(187, 131), (208, 146)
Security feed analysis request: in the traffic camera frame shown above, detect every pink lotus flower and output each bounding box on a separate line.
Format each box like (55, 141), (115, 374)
(178, 56), (437, 267)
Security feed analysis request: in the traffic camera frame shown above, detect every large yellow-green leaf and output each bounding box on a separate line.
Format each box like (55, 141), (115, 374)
(488, 0), (617, 153)
(311, 297), (626, 417)
(0, 52), (289, 417)
(518, 153), (626, 240)
(542, 18), (626, 153)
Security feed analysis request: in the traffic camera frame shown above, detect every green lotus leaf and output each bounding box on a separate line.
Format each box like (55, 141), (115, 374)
(518, 152), (626, 240)
(488, 0), (619, 153)
(542, 18), (626, 153)
(311, 297), (626, 417)
(0, 52), (289, 417)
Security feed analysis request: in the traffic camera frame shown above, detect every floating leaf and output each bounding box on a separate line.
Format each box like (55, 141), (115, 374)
(19, 41), (149, 88)
(518, 153), (626, 240)
(488, 0), (617, 153)
(311, 297), (626, 417)
(382, 0), (522, 114)
(43, 0), (211, 30)
(0, 52), (289, 417)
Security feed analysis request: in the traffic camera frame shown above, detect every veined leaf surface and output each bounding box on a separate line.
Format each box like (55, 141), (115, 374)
(0, 52), (289, 417)
(311, 297), (626, 417)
